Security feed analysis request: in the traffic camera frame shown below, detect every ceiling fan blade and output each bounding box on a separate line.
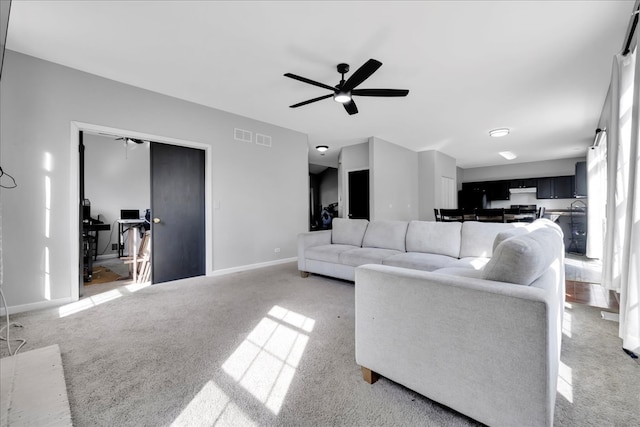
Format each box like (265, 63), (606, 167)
(284, 73), (336, 91)
(342, 59), (382, 92)
(352, 88), (409, 97)
(289, 93), (334, 108)
(343, 99), (358, 115)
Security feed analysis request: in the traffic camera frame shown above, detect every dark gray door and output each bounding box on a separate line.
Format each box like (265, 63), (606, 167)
(348, 169), (369, 220)
(150, 143), (205, 284)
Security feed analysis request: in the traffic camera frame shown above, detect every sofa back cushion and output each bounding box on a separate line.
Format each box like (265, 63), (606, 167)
(492, 219), (562, 252)
(362, 220), (409, 252)
(332, 218), (369, 247)
(406, 221), (462, 258)
(459, 221), (518, 258)
(482, 227), (563, 286)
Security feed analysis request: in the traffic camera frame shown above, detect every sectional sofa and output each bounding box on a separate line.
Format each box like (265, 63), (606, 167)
(297, 218), (565, 426)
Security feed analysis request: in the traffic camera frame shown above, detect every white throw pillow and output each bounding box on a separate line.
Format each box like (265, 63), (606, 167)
(483, 228), (562, 286)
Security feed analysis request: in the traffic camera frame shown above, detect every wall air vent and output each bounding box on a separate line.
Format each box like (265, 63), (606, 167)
(234, 128), (252, 143)
(255, 133), (272, 147)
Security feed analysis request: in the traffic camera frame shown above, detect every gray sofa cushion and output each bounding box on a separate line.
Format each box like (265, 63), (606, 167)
(431, 267), (485, 279)
(447, 257), (491, 270)
(305, 244), (359, 264)
(332, 218), (369, 247)
(492, 226), (530, 252)
(483, 227), (562, 286)
(405, 221), (461, 258)
(340, 247), (403, 267)
(383, 252), (457, 271)
(362, 220), (409, 252)
(459, 221), (518, 258)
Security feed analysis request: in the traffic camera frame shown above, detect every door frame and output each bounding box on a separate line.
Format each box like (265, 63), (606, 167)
(345, 167), (370, 220)
(70, 121), (213, 301)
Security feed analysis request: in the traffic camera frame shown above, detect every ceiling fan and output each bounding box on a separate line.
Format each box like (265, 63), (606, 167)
(284, 58), (409, 115)
(115, 137), (147, 145)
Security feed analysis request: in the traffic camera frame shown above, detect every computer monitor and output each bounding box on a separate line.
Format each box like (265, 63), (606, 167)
(120, 209), (140, 220)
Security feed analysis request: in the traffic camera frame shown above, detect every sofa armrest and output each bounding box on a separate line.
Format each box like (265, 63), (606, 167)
(297, 230), (331, 272)
(355, 264), (559, 427)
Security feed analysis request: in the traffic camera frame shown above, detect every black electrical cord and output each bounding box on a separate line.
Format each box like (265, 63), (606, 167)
(0, 166), (17, 189)
(99, 220), (119, 255)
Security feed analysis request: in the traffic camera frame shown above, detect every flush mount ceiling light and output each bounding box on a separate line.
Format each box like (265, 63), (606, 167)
(315, 145), (329, 153)
(499, 151), (517, 160)
(489, 128), (510, 138)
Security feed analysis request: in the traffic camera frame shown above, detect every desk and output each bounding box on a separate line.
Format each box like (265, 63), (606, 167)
(117, 219), (146, 257)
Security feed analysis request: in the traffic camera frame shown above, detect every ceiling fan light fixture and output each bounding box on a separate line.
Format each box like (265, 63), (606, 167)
(333, 91), (351, 103)
(489, 128), (510, 138)
(315, 145), (329, 153)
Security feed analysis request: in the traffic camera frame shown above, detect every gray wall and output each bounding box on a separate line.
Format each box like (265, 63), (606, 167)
(0, 51), (308, 312)
(418, 150), (458, 220)
(461, 157), (585, 182)
(319, 168), (338, 208)
(370, 137), (419, 221)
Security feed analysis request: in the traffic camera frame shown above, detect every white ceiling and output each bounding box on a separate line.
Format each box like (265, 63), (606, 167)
(5, 1), (635, 169)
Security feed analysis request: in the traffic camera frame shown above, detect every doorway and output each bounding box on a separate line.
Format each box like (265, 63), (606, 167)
(308, 165), (338, 230)
(80, 132), (151, 289)
(348, 169), (370, 220)
(73, 123), (211, 301)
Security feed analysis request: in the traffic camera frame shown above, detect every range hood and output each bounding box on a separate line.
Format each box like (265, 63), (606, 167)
(509, 187), (537, 194)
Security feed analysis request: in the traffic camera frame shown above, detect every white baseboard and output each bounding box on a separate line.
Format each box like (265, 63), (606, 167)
(209, 257), (297, 277)
(0, 296), (75, 316)
(0, 258), (298, 315)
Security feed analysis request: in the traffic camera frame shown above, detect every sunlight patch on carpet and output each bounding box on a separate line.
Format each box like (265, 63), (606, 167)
(171, 381), (256, 427)
(563, 309), (573, 338)
(557, 360), (573, 404)
(58, 289), (122, 318)
(124, 281), (151, 292)
(222, 305), (314, 414)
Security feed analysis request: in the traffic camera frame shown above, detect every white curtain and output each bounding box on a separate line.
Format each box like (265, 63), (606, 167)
(601, 48), (640, 353)
(586, 137), (606, 259)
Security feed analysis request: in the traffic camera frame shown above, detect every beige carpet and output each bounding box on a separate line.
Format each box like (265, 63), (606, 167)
(1, 262), (638, 426)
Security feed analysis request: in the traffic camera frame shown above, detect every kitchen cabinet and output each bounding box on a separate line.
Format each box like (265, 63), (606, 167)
(509, 178), (537, 189)
(537, 176), (574, 199)
(486, 180), (511, 201)
(575, 161), (587, 197)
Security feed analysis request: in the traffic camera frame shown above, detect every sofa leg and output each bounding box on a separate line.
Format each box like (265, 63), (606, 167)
(361, 367), (380, 384)
(300, 271), (310, 278)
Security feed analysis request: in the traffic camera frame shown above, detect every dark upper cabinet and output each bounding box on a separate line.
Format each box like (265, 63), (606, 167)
(554, 176), (575, 198)
(575, 161), (587, 197)
(463, 181), (509, 201)
(462, 181), (487, 192)
(537, 176), (575, 199)
(536, 177), (553, 199)
(486, 180), (511, 201)
(509, 178), (537, 188)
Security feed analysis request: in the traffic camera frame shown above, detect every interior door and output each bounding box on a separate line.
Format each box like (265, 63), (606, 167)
(150, 142), (205, 284)
(348, 169), (370, 220)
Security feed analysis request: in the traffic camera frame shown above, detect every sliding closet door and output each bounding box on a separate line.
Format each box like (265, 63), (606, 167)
(150, 142), (205, 284)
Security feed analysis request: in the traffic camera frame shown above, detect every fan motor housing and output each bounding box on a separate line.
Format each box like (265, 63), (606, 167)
(337, 63), (349, 74)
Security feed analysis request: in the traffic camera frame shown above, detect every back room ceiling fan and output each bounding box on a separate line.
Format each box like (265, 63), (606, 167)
(284, 58), (409, 115)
